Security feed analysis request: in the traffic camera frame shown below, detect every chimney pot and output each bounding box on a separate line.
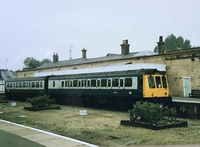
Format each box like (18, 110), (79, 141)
(81, 48), (87, 58)
(157, 36), (165, 54)
(121, 39), (130, 55)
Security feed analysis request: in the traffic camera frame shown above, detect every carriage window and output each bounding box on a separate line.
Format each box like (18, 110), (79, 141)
(87, 80), (91, 88)
(65, 80), (68, 87)
(36, 82), (39, 88)
(23, 82), (26, 88)
(91, 79), (96, 87)
(19, 82), (22, 88)
(125, 78), (132, 87)
(82, 79), (87, 87)
(73, 80), (77, 87)
(10, 83), (12, 88)
(53, 81), (55, 87)
(148, 76), (155, 88)
(155, 76), (162, 88)
(13, 83), (16, 87)
(61, 81), (64, 87)
(78, 80), (81, 87)
(162, 76), (167, 88)
(108, 79), (111, 87)
(112, 78), (119, 87)
(97, 79), (100, 87)
(69, 80), (73, 87)
(16, 83), (18, 88)
(120, 79), (124, 87)
(40, 82), (43, 87)
(101, 79), (107, 87)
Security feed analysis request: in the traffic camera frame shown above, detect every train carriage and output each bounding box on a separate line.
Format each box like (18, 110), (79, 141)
(5, 63), (172, 107)
(5, 76), (48, 100)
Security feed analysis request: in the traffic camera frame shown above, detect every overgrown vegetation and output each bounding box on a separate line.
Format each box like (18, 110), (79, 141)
(26, 94), (55, 108)
(128, 101), (177, 125)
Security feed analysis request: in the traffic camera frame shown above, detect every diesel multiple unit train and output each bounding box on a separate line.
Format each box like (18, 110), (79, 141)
(5, 63), (172, 107)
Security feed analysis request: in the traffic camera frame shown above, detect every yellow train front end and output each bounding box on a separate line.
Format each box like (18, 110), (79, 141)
(143, 74), (171, 103)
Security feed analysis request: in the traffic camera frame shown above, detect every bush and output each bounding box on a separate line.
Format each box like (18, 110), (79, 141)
(128, 101), (176, 125)
(27, 95), (55, 108)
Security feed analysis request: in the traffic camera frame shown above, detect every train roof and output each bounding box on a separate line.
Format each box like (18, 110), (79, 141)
(34, 63), (166, 77)
(6, 76), (46, 82)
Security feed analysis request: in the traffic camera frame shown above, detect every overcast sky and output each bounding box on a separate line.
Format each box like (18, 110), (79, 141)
(0, 0), (199, 71)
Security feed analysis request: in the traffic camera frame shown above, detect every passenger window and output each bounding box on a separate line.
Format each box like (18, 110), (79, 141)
(61, 81), (64, 87)
(53, 81), (55, 87)
(40, 82), (43, 87)
(112, 78), (119, 87)
(125, 78), (132, 87)
(107, 79), (111, 87)
(148, 76), (155, 88)
(162, 76), (167, 88)
(120, 79), (124, 87)
(87, 80), (91, 88)
(19, 83), (22, 88)
(36, 82), (39, 88)
(69, 80), (73, 87)
(73, 80), (78, 87)
(78, 80), (81, 87)
(65, 80), (68, 87)
(101, 79), (107, 87)
(97, 79), (100, 87)
(91, 79), (96, 87)
(16, 83), (18, 88)
(155, 76), (162, 88)
(10, 83), (12, 88)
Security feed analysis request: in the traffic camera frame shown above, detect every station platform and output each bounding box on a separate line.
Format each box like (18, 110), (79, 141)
(0, 119), (98, 147)
(172, 97), (200, 104)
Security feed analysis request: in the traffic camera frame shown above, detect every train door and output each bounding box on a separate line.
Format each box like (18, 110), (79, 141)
(183, 77), (191, 97)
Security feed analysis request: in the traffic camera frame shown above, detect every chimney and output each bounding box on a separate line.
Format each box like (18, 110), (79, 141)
(81, 48), (87, 58)
(53, 53), (59, 63)
(157, 36), (165, 54)
(120, 40), (130, 55)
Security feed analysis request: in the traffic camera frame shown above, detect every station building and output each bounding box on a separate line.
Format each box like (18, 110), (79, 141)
(16, 36), (200, 97)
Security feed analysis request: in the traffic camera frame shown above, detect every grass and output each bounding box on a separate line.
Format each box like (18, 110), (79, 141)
(0, 101), (200, 146)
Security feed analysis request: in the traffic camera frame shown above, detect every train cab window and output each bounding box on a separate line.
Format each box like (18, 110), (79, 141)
(125, 78), (132, 87)
(148, 76), (155, 88)
(162, 76), (167, 88)
(101, 79), (107, 87)
(91, 79), (96, 87)
(65, 80), (68, 87)
(112, 78), (119, 87)
(61, 81), (64, 87)
(155, 76), (162, 88)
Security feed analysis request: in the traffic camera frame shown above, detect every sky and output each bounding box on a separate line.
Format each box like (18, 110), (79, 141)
(0, 0), (200, 71)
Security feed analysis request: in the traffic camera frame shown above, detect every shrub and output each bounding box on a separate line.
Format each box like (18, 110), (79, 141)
(27, 95), (55, 108)
(128, 101), (176, 125)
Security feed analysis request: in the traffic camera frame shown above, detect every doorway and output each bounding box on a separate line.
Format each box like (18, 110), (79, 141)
(183, 77), (191, 97)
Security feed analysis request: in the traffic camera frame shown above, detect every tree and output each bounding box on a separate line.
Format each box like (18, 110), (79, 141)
(154, 34), (192, 52)
(23, 57), (52, 69)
